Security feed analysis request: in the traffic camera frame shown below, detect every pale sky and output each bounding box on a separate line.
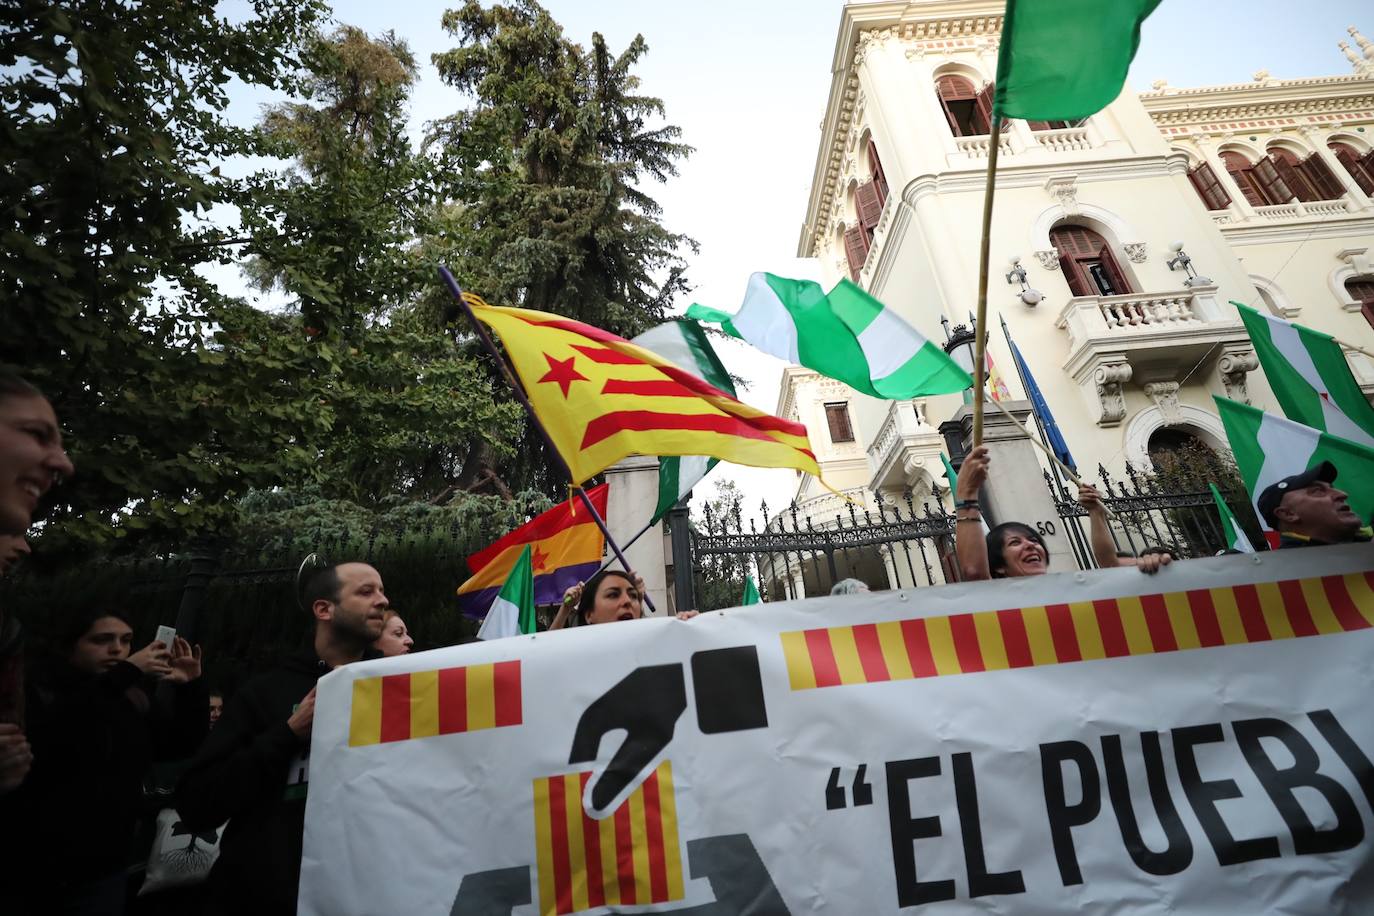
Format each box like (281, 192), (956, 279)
(218, 0), (1370, 528)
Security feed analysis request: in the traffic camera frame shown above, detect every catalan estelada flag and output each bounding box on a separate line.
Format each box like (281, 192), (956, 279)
(457, 485), (608, 617)
(348, 660), (521, 746)
(468, 303), (820, 485)
(781, 570), (1374, 690)
(533, 761), (685, 916)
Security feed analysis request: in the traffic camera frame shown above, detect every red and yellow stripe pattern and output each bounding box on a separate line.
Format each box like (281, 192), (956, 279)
(533, 761), (685, 916)
(781, 571), (1374, 690)
(349, 661), (521, 746)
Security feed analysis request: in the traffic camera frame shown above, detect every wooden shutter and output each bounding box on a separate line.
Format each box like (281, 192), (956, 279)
(1059, 253), (1090, 296)
(1348, 278), (1374, 305)
(1221, 152), (1269, 207)
(1298, 153), (1343, 200)
(1097, 244), (1132, 295)
(1333, 144), (1374, 195)
(1268, 150), (1317, 202)
(867, 139), (888, 208)
(1187, 162), (1232, 210)
(1253, 155), (1294, 205)
(843, 227), (869, 281)
(935, 75), (974, 136)
(825, 403), (855, 443)
(973, 83), (995, 135)
(855, 180), (883, 230)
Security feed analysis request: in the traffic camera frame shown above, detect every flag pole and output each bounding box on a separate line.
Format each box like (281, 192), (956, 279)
(971, 116), (1003, 448)
(438, 266), (658, 613)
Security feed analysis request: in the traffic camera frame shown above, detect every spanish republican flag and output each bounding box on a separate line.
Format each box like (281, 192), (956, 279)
(470, 305), (820, 485)
(456, 485), (608, 617)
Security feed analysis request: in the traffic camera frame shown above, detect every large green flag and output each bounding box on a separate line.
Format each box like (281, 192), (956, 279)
(1233, 301), (1374, 448)
(993, 0), (1162, 121)
(686, 273), (971, 401)
(741, 575), (761, 607)
(1208, 483), (1255, 554)
(630, 320), (737, 524)
(1214, 397), (1374, 544)
(475, 544), (536, 640)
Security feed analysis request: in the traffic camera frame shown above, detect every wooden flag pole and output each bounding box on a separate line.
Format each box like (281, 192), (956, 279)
(971, 116), (1003, 448)
(438, 266), (658, 614)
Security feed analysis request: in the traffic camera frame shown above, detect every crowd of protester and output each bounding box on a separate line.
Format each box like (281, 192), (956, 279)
(0, 367), (1369, 913)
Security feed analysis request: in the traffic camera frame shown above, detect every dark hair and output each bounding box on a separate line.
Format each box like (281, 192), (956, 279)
(575, 569), (638, 625)
(985, 522), (1047, 578)
(300, 564), (342, 611)
(0, 368), (42, 404)
(58, 608), (132, 653)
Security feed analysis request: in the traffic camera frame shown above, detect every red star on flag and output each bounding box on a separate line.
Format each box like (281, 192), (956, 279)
(538, 354), (587, 398)
(530, 545), (549, 573)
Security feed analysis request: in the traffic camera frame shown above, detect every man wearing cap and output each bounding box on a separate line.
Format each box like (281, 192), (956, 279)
(1257, 461), (1371, 548)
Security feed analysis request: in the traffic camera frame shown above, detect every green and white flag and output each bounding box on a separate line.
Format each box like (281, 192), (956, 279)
(686, 273), (971, 401)
(1234, 301), (1374, 448)
(631, 320), (737, 524)
(476, 544), (536, 640)
(994, 0), (1162, 121)
(1208, 483), (1255, 554)
(1214, 397), (1374, 544)
(741, 575), (761, 607)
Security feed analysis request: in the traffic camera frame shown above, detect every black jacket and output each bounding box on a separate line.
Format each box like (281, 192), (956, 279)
(3, 658), (207, 892)
(176, 648), (374, 916)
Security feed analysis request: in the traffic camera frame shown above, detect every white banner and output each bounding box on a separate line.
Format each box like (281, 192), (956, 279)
(301, 545), (1374, 914)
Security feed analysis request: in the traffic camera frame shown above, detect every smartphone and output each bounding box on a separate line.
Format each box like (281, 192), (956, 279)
(155, 625), (177, 648)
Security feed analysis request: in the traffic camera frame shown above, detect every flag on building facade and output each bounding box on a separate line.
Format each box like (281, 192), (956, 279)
(985, 349), (1012, 402)
(1215, 396), (1374, 546)
(476, 545), (537, 640)
(1234, 301), (1374, 447)
(685, 273), (971, 400)
(993, 0), (1163, 121)
(1007, 333), (1077, 472)
(1208, 483), (1256, 554)
(470, 304), (820, 485)
(630, 320), (737, 524)
(741, 575), (762, 606)
(456, 485), (608, 617)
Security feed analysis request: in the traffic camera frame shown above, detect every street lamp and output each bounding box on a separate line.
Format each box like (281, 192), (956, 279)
(1166, 241), (1212, 287)
(1005, 255), (1044, 306)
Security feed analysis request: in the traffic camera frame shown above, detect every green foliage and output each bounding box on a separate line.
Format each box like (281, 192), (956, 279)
(1132, 442), (1265, 555)
(428, 0), (697, 494)
(689, 480), (750, 612)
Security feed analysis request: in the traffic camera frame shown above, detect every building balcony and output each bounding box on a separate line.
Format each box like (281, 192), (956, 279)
(865, 398), (947, 495)
(1211, 196), (1368, 227)
(1054, 285), (1255, 427)
(1032, 126), (1092, 153)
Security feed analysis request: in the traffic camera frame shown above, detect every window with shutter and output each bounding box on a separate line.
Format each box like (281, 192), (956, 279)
(1187, 162), (1232, 210)
(855, 181), (883, 231)
(1296, 152), (1344, 200)
(1221, 151), (1270, 207)
(825, 403), (855, 443)
(1268, 149), (1319, 202)
(1253, 155), (1295, 205)
(1050, 225), (1133, 297)
(867, 139), (888, 209)
(1027, 119), (1075, 131)
(935, 75), (981, 137)
(1348, 278), (1374, 306)
(973, 83), (994, 136)
(1331, 143), (1374, 196)
(843, 227), (869, 282)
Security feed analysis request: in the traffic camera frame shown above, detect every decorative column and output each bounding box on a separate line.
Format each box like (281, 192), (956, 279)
(604, 456), (669, 615)
(1194, 134), (1256, 220)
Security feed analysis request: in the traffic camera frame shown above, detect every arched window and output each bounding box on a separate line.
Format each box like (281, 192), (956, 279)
(1050, 224), (1131, 297)
(1330, 142), (1374, 196)
(935, 75), (992, 137)
(1222, 151), (1279, 207)
(867, 138), (888, 209)
(1186, 159), (1232, 211)
(1347, 277), (1374, 332)
(1267, 147), (1343, 202)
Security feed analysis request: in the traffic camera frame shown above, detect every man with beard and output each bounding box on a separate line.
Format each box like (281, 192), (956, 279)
(176, 561), (388, 915)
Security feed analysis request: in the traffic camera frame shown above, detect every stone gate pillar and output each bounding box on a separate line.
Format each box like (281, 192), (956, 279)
(603, 456), (670, 615)
(946, 400), (1077, 572)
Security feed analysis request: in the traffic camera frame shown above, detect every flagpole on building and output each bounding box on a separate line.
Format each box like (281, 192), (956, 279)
(438, 266), (658, 613)
(971, 116), (1003, 447)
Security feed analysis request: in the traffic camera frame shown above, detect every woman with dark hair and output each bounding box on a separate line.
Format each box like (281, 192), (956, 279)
(549, 569), (699, 629)
(9, 610), (207, 914)
(955, 446), (1170, 580)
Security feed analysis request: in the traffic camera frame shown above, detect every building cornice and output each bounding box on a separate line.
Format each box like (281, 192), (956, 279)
(799, 1), (1006, 257)
(1218, 214), (1374, 245)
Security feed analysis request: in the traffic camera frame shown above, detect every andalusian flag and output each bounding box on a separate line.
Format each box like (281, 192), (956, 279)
(1234, 301), (1374, 447)
(457, 485), (607, 617)
(631, 320), (736, 523)
(685, 273), (970, 400)
(994, 0), (1162, 121)
(741, 575), (761, 606)
(1215, 397), (1374, 544)
(1208, 483), (1256, 554)
(476, 545), (537, 640)
(470, 304), (820, 485)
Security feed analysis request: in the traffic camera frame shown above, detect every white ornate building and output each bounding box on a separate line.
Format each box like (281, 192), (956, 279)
(766, 2), (1374, 597)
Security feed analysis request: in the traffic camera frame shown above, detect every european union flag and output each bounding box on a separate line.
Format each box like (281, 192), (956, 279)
(1006, 334), (1077, 473)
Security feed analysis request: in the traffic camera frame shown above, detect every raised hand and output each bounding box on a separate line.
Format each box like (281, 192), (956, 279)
(287, 687), (317, 741)
(164, 636), (203, 684)
(956, 446), (990, 501)
(128, 640), (173, 678)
